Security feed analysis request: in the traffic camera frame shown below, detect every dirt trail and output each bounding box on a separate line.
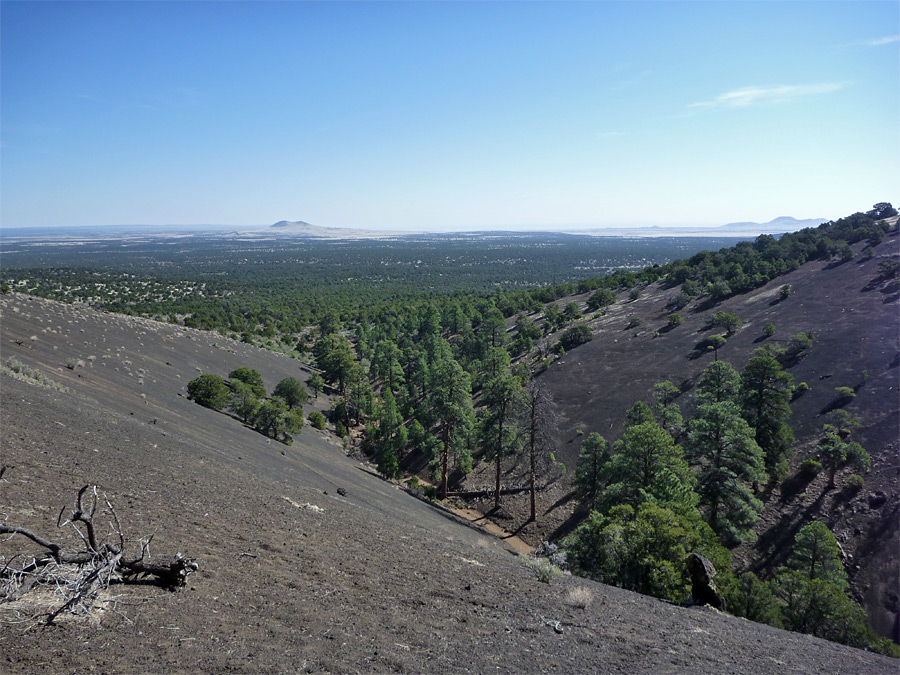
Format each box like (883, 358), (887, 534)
(405, 476), (534, 555)
(451, 506), (535, 555)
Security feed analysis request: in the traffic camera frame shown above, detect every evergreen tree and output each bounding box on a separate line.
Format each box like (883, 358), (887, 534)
(651, 381), (683, 436)
(728, 572), (781, 627)
(187, 373), (230, 410)
(228, 380), (260, 423)
(816, 425), (870, 488)
(428, 354), (474, 498)
(480, 370), (525, 509)
(741, 355), (795, 480)
(695, 361), (742, 405)
(308, 372), (325, 398)
(686, 401), (765, 543)
(602, 421), (693, 511)
(228, 367), (267, 398)
(573, 432), (609, 512)
(772, 522), (884, 650)
(522, 380), (559, 522)
(273, 377), (308, 409)
(624, 400), (655, 428)
(253, 397), (290, 440)
(567, 502), (701, 602)
(783, 521), (848, 589)
(313, 334), (355, 394)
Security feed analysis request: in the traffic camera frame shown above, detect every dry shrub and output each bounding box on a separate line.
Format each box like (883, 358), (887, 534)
(565, 585), (594, 609)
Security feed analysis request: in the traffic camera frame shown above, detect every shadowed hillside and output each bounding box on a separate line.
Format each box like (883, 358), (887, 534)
(1, 292), (895, 673)
(465, 223), (898, 641)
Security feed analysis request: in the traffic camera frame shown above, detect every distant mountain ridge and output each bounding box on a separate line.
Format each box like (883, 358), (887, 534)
(719, 216), (827, 232)
(263, 216), (829, 240)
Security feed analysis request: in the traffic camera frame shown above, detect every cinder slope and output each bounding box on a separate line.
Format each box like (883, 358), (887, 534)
(535, 228), (899, 639)
(1, 293), (895, 673)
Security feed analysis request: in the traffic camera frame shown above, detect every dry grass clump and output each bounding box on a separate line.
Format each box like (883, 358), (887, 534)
(521, 555), (564, 584)
(564, 585), (594, 609)
(2, 357), (69, 392)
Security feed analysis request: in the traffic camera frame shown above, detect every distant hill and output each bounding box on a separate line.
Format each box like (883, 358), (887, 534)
(258, 220), (410, 239)
(568, 216), (827, 238)
(718, 216), (827, 232)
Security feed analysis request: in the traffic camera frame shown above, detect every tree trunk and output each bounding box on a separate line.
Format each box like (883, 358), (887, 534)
(440, 422), (451, 500)
(529, 422), (537, 522)
(495, 417), (503, 510)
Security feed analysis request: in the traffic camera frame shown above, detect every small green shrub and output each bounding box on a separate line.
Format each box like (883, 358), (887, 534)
(779, 284), (792, 300)
(309, 411), (326, 430)
(559, 324), (593, 350)
(834, 386), (856, 401)
(843, 474), (865, 491)
(800, 458), (822, 476)
(792, 382), (809, 400)
(521, 556), (564, 584)
(667, 313), (683, 328)
(762, 322), (776, 338)
(626, 317), (642, 329)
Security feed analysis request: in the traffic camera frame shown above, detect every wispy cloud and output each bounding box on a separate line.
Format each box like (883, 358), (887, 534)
(864, 35), (900, 46)
(688, 83), (845, 110)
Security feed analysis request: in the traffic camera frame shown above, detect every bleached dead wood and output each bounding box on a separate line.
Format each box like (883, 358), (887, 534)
(1, 483), (197, 623)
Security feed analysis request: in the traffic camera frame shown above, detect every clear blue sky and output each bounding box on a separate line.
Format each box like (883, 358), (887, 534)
(2, 1), (898, 231)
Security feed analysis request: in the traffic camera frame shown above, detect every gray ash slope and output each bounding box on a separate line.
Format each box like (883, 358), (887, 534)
(0, 293), (895, 674)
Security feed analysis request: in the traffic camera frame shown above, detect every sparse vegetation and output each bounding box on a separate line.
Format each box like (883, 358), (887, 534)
(712, 311), (742, 336)
(558, 324), (593, 350)
(2, 357), (69, 392)
(522, 555), (564, 584)
(833, 386), (856, 402)
(309, 411), (326, 430)
(187, 373), (231, 410)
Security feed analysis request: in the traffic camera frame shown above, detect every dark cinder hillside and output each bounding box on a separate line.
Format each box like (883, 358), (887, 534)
(473, 225), (899, 641)
(1, 292), (895, 674)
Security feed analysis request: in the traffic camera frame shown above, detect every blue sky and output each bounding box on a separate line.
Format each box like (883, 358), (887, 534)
(1, 1), (898, 231)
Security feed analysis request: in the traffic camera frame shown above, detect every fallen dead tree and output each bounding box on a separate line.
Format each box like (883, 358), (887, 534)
(446, 486), (531, 499)
(0, 483), (197, 624)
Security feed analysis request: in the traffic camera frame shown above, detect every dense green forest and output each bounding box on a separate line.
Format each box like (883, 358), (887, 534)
(3, 205), (898, 654)
(1, 232), (745, 334)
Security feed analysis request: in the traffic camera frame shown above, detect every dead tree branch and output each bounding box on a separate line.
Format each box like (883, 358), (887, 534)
(1, 484), (197, 623)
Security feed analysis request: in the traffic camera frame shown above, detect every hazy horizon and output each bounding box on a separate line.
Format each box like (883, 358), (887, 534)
(2, 2), (897, 231)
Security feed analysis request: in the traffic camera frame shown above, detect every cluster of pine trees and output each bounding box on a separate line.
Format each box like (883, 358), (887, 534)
(565, 355), (889, 655)
(187, 368), (308, 445)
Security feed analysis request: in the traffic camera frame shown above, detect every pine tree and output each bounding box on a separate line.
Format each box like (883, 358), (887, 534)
(686, 401), (765, 543)
(573, 432), (608, 512)
(651, 381), (683, 436)
(784, 521), (847, 588)
(522, 380), (559, 522)
(695, 360), (742, 406)
(602, 421), (692, 510)
(480, 370), (525, 509)
(428, 354), (474, 499)
(273, 377), (308, 409)
(741, 355), (795, 480)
